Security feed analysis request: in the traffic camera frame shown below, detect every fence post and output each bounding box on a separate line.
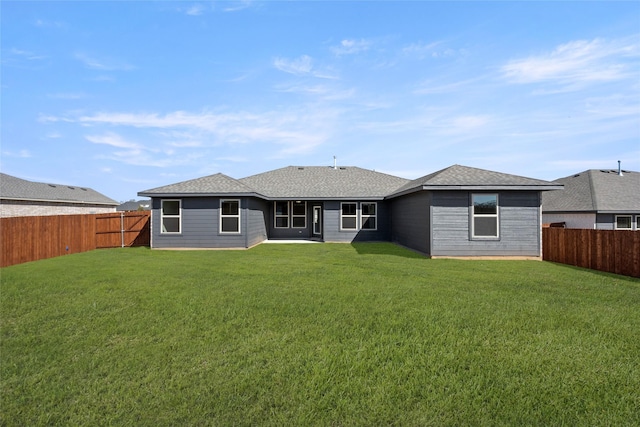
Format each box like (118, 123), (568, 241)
(120, 211), (125, 248)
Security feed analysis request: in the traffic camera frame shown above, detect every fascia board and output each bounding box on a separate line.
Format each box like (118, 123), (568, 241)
(0, 196), (118, 206)
(265, 196), (385, 201)
(598, 210), (640, 214)
(418, 185), (564, 191)
(136, 192), (267, 199)
(386, 184), (563, 199)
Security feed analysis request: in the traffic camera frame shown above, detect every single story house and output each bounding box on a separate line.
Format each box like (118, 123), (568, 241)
(117, 199), (151, 212)
(542, 168), (640, 230)
(1, 173), (119, 218)
(138, 164), (562, 257)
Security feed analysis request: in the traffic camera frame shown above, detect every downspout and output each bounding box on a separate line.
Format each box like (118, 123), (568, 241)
(539, 192), (543, 258)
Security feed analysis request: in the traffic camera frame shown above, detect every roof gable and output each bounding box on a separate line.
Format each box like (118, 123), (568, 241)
(138, 173), (256, 196)
(0, 173), (118, 205)
(390, 164), (561, 196)
(240, 166), (409, 199)
(542, 169), (640, 213)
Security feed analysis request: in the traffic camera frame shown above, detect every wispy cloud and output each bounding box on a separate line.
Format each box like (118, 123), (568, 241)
(273, 55), (314, 75)
(216, 156), (249, 163)
(89, 75), (116, 82)
(401, 41), (461, 59)
(74, 52), (135, 71)
(85, 132), (200, 168)
(501, 36), (640, 90)
(86, 132), (142, 150)
(185, 3), (205, 16)
(332, 38), (372, 56)
(1, 149), (32, 158)
(273, 55), (338, 79)
(47, 92), (86, 100)
(275, 83), (355, 101)
(54, 107), (336, 160)
(34, 19), (67, 29)
(8, 48), (48, 61)
(414, 76), (485, 95)
(177, 1), (253, 15)
(222, 0), (254, 12)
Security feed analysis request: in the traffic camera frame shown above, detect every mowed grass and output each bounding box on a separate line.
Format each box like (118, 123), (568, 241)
(1, 243), (639, 426)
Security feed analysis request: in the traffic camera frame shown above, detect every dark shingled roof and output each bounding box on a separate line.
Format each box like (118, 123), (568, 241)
(138, 173), (259, 197)
(542, 169), (640, 213)
(240, 166), (410, 199)
(138, 164), (561, 200)
(390, 164), (562, 197)
(1, 173), (118, 206)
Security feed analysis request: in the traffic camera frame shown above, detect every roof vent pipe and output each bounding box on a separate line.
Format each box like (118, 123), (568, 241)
(618, 160), (623, 176)
(333, 156), (337, 170)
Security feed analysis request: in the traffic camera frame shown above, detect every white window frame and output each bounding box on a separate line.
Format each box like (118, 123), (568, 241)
(274, 201), (289, 228)
(220, 199), (241, 234)
(614, 215), (633, 230)
(636, 216), (640, 231)
(360, 202), (377, 231)
(471, 193), (499, 239)
(340, 202), (358, 231)
(291, 201), (307, 229)
(161, 199), (181, 234)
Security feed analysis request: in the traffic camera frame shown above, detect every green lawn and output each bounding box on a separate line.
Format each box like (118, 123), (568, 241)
(2, 243), (639, 426)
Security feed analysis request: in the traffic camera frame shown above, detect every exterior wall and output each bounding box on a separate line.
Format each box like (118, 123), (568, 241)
(390, 191), (431, 254)
(0, 200), (116, 217)
(246, 198), (268, 247)
(596, 213), (640, 230)
(151, 197), (264, 249)
(542, 212), (640, 230)
(431, 191), (542, 257)
(542, 212), (596, 229)
(267, 201), (314, 239)
(322, 200), (392, 243)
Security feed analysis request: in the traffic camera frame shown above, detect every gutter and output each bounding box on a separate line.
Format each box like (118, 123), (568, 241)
(0, 196), (119, 206)
(387, 184), (564, 199)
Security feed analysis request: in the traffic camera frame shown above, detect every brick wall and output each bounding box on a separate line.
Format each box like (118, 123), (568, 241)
(0, 200), (116, 218)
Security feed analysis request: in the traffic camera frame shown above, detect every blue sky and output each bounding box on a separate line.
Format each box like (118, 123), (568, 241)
(2, 1), (639, 202)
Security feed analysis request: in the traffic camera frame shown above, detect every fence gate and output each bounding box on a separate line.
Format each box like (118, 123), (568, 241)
(95, 211), (150, 248)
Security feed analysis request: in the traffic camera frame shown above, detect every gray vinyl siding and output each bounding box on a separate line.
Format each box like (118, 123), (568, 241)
(246, 198), (268, 247)
(268, 202), (313, 239)
(431, 191), (542, 257)
(151, 197), (260, 249)
(391, 192), (431, 254)
(322, 200), (392, 242)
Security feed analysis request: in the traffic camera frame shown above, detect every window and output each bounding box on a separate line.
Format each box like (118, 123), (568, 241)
(472, 194), (499, 238)
(274, 201), (289, 228)
(220, 199), (240, 233)
(292, 201), (306, 228)
(161, 200), (181, 233)
(361, 202), (377, 230)
(637, 216), (640, 231)
(615, 215), (632, 230)
(341, 202), (357, 230)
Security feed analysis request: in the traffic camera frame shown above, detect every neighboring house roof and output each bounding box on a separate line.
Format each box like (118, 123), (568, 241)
(0, 173), (119, 206)
(390, 164), (562, 197)
(542, 169), (640, 213)
(117, 200), (151, 211)
(240, 166), (410, 200)
(138, 164), (560, 200)
(138, 173), (260, 197)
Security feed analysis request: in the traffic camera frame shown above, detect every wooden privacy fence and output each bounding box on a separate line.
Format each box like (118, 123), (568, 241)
(1, 211), (150, 268)
(96, 212), (150, 249)
(543, 228), (640, 278)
